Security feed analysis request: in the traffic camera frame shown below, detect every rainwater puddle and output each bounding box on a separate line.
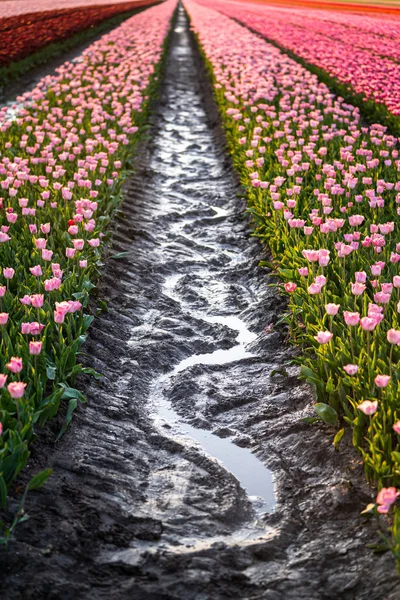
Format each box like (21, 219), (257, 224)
(150, 292), (275, 514)
(210, 205), (229, 218)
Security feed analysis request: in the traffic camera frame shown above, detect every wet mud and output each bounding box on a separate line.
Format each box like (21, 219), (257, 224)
(1, 6), (400, 599)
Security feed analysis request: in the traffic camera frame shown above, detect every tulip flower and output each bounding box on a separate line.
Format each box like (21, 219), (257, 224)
(29, 341), (43, 356)
(375, 375), (391, 388)
(343, 364), (358, 375)
(358, 400), (378, 415)
(314, 331), (333, 344)
(6, 357), (23, 374)
(7, 382), (27, 399)
(376, 487), (399, 514)
(387, 329), (400, 345)
(284, 282), (297, 292)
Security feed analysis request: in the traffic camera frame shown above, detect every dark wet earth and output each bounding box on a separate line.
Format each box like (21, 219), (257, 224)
(1, 6), (400, 599)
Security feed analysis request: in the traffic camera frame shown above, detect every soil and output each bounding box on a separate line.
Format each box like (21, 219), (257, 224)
(1, 5), (400, 599)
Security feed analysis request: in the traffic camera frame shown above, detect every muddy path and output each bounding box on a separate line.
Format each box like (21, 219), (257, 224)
(1, 5), (400, 599)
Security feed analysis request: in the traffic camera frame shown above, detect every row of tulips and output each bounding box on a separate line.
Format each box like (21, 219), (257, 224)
(0, 0), (157, 66)
(0, 0), (156, 18)
(0, 0), (176, 527)
(195, 0), (400, 119)
(185, 0), (400, 565)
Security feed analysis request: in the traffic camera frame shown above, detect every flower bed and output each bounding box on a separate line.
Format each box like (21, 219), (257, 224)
(185, 0), (400, 562)
(0, 0), (176, 529)
(0, 0), (158, 66)
(195, 0), (400, 118)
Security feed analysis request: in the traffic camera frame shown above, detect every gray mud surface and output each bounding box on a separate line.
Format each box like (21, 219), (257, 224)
(1, 6), (400, 599)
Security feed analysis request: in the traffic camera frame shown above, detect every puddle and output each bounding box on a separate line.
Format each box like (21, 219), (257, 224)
(154, 393), (275, 513)
(210, 205), (229, 218)
(150, 286), (275, 514)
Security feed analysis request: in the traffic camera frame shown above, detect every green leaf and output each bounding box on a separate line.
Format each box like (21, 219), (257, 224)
(97, 300), (108, 313)
(72, 291), (86, 300)
(278, 268), (294, 279)
(300, 365), (319, 383)
(46, 365), (57, 380)
(110, 251), (132, 259)
(57, 399), (78, 441)
(326, 377), (335, 394)
(82, 279), (96, 292)
(301, 416), (321, 425)
(333, 427), (345, 450)
(0, 476), (7, 509)
(83, 314), (94, 330)
(314, 403), (338, 426)
(28, 468), (53, 491)
(258, 260), (274, 269)
(80, 367), (103, 380)
(60, 386), (86, 403)
(270, 367), (289, 378)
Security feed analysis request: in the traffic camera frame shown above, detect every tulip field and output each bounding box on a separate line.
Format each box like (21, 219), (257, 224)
(0, 0), (157, 66)
(3, 0), (400, 594)
(0, 0), (175, 538)
(186, 0), (400, 560)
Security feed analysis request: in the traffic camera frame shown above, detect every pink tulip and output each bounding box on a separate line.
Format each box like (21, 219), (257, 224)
(42, 249), (53, 261)
(344, 311), (360, 326)
(0, 313), (8, 325)
(0, 374), (7, 388)
(35, 238), (47, 250)
(325, 303), (340, 316)
(29, 341), (43, 356)
(284, 282), (297, 293)
(54, 311), (65, 324)
(358, 400), (378, 415)
(355, 271), (367, 283)
(314, 331), (333, 344)
(371, 264), (382, 276)
(343, 364), (358, 375)
(351, 282), (366, 296)
(29, 265), (43, 277)
(8, 382), (27, 399)
(30, 294), (44, 308)
(376, 487), (399, 514)
(360, 317), (378, 331)
(3, 267), (14, 279)
(393, 422), (400, 435)
(6, 357), (23, 374)
(308, 283), (322, 294)
(375, 375), (391, 388)
(387, 329), (400, 345)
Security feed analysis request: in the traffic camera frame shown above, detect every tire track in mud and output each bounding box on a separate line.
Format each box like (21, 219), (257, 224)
(1, 5), (400, 599)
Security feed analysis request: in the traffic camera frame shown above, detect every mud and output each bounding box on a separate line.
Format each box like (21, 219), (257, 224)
(1, 5), (400, 599)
